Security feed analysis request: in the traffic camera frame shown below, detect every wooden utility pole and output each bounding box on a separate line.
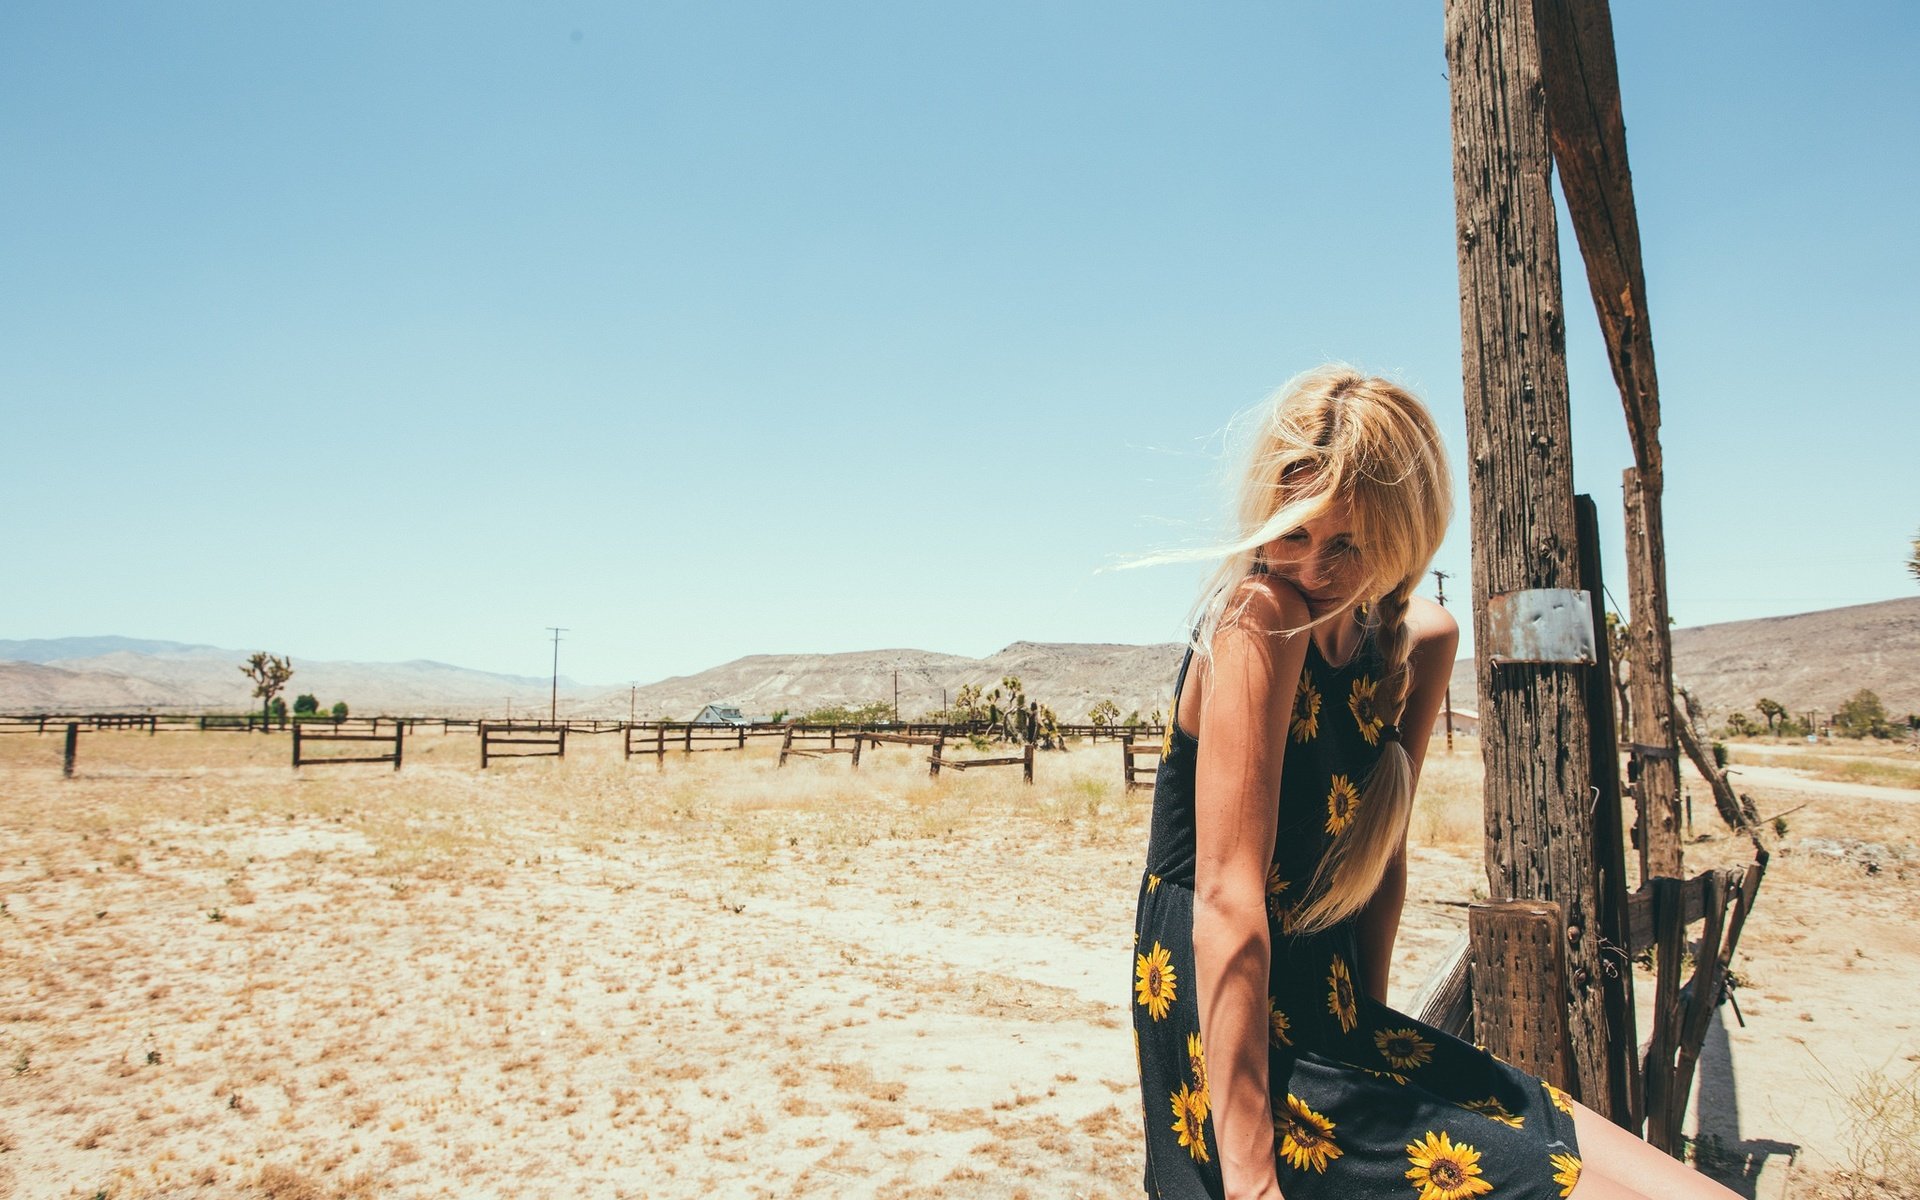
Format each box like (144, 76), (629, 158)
(1533, 0), (1683, 879)
(1446, 0), (1610, 1107)
(546, 626), (568, 725)
(1433, 569), (1456, 753)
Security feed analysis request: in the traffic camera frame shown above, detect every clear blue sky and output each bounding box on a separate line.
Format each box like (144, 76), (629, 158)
(4, 3), (1915, 684)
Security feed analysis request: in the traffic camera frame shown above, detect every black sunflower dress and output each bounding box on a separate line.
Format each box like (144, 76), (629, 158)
(1131, 631), (1583, 1200)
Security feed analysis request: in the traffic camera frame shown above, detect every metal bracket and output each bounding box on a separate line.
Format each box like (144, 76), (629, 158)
(1486, 588), (1597, 665)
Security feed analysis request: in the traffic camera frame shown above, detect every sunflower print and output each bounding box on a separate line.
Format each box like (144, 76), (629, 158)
(1374, 1027), (1435, 1072)
(1405, 1130), (1494, 1200)
(1170, 1082), (1210, 1163)
(1267, 995), (1293, 1047)
(1549, 1151), (1581, 1198)
(1147, 873), (1161, 893)
(1136, 942), (1176, 1021)
(1275, 1093), (1343, 1173)
(1325, 774), (1361, 835)
(1265, 864), (1291, 920)
(1327, 956), (1358, 1034)
(1185, 1032), (1210, 1121)
(1361, 1067), (1410, 1085)
(1461, 1096), (1524, 1129)
(1291, 670), (1321, 742)
(1542, 1080), (1574, 1116)
(1349, 675), (1384, 745)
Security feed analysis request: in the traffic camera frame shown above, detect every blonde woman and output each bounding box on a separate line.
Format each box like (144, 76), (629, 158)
(1130, 367), (1737, 1199)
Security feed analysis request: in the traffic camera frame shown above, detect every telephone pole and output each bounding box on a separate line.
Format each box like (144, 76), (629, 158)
(546, 627), (568, 725)
(893, 666), (900, 725)
(1432, 569), (1456, 754)
(629, 682), (638, 726)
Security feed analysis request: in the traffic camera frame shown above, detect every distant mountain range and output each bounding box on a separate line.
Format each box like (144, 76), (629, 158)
(0, 637), (569, 717)
(4, 597), (1915, 723)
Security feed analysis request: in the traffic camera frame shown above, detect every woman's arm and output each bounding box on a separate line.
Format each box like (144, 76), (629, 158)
(1192, 579), (1312, 1200)
(1353, 597), (1459, 1005)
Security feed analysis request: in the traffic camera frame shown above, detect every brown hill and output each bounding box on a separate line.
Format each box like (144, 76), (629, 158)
(596, 642), (1187, 724)
(1446, 596), (1919, 725)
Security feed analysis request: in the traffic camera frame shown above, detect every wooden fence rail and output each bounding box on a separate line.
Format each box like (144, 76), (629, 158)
(479, 722), (565, 768)
(293, 724), (404, 771)
(1122, 735), (1163, 792)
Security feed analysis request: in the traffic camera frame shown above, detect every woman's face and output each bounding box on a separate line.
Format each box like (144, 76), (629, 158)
(1262, 496), (1367, 616)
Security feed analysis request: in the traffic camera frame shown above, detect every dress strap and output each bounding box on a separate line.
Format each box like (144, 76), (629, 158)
(1170, 644), (1196, 713)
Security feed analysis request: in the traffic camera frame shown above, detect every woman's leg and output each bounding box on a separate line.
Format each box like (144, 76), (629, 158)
(1570, 1102), (1742, 1199)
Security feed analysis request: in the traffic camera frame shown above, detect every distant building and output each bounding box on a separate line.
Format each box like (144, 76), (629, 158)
(1432, 707), (1480, 738)
(690, 704), (748, 726)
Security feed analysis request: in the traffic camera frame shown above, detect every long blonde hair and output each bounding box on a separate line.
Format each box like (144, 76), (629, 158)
(1189, 365), (1451, 933)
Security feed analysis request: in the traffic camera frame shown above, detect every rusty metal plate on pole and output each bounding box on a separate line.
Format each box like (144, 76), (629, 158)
(1486, 588), (1597, 665)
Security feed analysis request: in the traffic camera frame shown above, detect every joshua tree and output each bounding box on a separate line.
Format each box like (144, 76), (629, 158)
(1754, 698), (1787, 736)
(1088, 699), (1122, 728)
(1909, 528), (1919, 584)
(1604, 611), (1632, 738)
(240, 653), (294, 731)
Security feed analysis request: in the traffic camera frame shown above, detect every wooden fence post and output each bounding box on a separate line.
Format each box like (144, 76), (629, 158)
(1446, 0), (1609, 1107)
(393, 724), (405, 772)
(928, 741), (942, 778)
(778, 727), (794, 768)
(62, 723), (78, 777)
(850, 734), (863, 769)
(1577, 494), (1641, 1129)
(1022, 742), (1034, 784)
(479, 721), (490, 770)
(1623, 474), (1684, 877)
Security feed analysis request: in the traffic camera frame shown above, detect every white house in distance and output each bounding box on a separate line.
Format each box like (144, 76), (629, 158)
(690, 704), (749, 726)
(1432, 707), (1480, 738)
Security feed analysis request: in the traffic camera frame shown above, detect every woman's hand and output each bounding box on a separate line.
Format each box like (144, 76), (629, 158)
(1190, 576), (1311, 1199)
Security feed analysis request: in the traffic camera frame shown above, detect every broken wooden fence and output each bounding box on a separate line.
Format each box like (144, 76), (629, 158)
(927, 740), (1033, 784)
(1411, 854), (1766, 1152)
(778, 726), (857, 767)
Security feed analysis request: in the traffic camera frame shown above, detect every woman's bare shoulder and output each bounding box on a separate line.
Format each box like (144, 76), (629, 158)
(1403, 594), (1460, 658)
(1220, 572), (1314, 639)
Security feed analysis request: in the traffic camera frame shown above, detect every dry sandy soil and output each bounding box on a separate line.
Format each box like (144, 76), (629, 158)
(1, 730), (1916, 1199)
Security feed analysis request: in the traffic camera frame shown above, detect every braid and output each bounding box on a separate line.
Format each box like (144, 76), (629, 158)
(1290, 577), (1420, 934)
(1373, 581), (1417, 725)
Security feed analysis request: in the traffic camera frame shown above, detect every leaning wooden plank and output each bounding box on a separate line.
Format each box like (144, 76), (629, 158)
(1533, 0), (1684, 883)
(1411, 933), (1474, 1040)
(1663, 868), (1734, 1153)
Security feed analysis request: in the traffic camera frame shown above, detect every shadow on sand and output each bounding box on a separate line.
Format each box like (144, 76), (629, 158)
(1688, 1006), (1800, 1197)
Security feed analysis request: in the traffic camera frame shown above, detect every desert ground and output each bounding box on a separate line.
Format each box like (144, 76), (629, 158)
(2, 727), (1917, 1199)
